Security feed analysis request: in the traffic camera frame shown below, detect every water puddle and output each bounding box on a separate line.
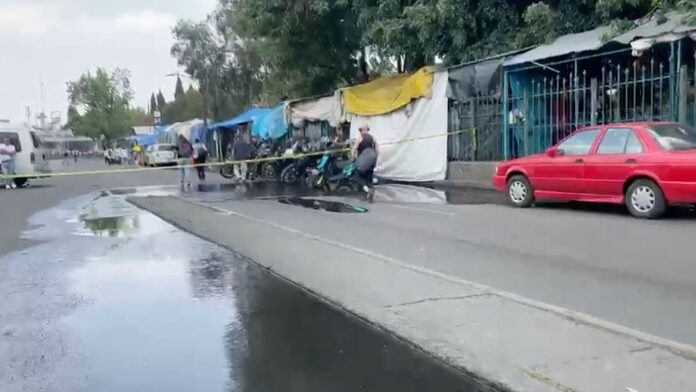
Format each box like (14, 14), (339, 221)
(279, 197), (368, 213)
(79, 215), (139, 237)
(6, 189), (505, 392)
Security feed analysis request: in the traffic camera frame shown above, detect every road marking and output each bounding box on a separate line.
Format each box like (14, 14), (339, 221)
(383, 203), (455, 216)
(172, 195), (696, 361)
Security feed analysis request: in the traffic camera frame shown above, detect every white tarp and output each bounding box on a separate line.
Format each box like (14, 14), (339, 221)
(286, 92), (343, 127)
(168, 119), (203, 142)
(348, 71), (448, 182)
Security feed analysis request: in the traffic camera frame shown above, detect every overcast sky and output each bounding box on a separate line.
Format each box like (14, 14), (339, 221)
(0, 0), (217, 124)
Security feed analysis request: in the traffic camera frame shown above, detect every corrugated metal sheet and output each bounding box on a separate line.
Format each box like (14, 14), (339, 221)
(504, 27), (610, 66)
(505, 12), (696, 67)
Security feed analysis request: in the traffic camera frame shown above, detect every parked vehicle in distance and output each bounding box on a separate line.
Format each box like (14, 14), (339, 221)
(144, 144), (178, 166)
(0, 122), (51, 187)
(493, 122), (696, 219)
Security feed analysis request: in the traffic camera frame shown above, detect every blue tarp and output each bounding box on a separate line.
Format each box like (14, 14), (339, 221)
(189, 122), (208, 144)
(208, 108), (272, 130)
(134, 125), (169, 147)
(251, 104), (288, 140)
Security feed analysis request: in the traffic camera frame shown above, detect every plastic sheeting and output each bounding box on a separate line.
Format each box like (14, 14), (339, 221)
(285, 92), (342, 127)
(208, 108), (272, 130)
(348, 71), (448, 182)
(447, 58), (504, 101)
(251, 104), (288, 140)
(168, 119), (204, 143)
(342, 67), (435, 116)
(133, 125), (169, 147)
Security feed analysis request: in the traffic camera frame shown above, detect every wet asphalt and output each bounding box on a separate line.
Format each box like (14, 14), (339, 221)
(0, 160), (506, 392)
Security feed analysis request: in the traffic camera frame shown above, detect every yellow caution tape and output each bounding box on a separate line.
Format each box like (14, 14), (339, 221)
(0, 128), (476, 180)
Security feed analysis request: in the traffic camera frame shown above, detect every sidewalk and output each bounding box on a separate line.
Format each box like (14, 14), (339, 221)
(130, 195), (696, 392)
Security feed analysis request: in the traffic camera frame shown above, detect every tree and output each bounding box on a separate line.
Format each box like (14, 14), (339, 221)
(149, 93), (157, 114)
(175, 76), (185, 98)
(156, 90), (167, 112)
(162, 88), (205, 124)
(66, 68), (135, 143)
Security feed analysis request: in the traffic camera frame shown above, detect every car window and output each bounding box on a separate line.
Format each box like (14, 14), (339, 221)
(624, 131), (644, 154)
(597, 128), (630, 154)
(0, 132), (22, 152)
(557, 129), (599, 155)
(647, 123), (696, 151)
(157, 145), (176, 151)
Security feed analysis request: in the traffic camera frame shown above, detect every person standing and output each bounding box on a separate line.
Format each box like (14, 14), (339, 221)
(233, 133), (253, 182)
(177, 135), (193, 187)
(192, 138), (208, 181)
(352, 125), (379, 202)
(0, 137), (17, 189)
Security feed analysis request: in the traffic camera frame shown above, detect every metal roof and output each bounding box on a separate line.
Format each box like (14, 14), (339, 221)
(504, 11), (696, 67)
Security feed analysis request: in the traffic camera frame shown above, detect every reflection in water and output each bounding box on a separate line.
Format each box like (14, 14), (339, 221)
(63, 195), (501, 392)
(80, 215), (140, 237)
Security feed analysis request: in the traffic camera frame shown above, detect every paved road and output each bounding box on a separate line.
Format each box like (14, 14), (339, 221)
(177, 182), (696, 347)
(0, 160), (496, 392)
(0, 159), (180, 256)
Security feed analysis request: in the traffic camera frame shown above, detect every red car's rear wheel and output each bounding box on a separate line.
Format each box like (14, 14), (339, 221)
(625, 179), (666, 219)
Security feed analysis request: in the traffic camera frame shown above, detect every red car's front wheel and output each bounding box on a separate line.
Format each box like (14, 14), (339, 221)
(506, 175), (535, 208)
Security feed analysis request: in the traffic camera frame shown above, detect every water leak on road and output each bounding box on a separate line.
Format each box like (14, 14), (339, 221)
(3, 190), (505, 392)
(279, 197), (368, 213)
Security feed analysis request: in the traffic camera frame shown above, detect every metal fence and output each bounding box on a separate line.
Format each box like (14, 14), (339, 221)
(448, 95), (503, 161)
(504, 42), (696, 160)
(446, 39), (696, 161)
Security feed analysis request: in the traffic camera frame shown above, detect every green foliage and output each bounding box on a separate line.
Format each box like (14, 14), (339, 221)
(149, 93), (157, 114)
(156, 90), (167, 112)
(66, 68), (136, 143)
(168, 0), (696, 121)
(161, 88), (205, 124)
(175, 76), (185, 98)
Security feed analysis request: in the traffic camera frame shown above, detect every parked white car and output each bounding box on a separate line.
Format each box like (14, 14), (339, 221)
(0, 122), (51, 187)
(144, 144), (178, 166)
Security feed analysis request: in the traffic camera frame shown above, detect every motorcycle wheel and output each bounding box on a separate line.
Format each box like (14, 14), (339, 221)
(262, 163), (277, 179)
(281, 165), (299, 184)
(220, 164), (235, 179)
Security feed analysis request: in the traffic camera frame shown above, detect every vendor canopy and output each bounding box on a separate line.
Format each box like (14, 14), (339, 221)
(348, 71), (448, 182)
(251, 104), (288, 140)
(285, 92), (342, 127)
(342, 66), (435, 116)
(208, 108), (272, 130)
(168, 119), (204, 143)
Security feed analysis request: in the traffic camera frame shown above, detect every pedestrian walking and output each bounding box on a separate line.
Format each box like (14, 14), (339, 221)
(352, 125), (379, 202)
(192, 138), (208, 181)
(177, 135), (194, 187)
(0, 137), (18, 189)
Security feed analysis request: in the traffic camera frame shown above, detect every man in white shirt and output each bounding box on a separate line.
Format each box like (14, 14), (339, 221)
(0, 137), (17, 189)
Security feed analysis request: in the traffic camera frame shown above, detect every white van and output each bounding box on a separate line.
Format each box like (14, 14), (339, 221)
(0, 123), (51, 187)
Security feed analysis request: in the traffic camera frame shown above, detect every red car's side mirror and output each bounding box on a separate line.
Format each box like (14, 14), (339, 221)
(545, 147), (558, 157)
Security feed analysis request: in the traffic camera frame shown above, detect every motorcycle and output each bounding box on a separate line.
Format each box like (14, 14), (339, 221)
(279, 142), (316, 185)
(307, 147), (362, 194)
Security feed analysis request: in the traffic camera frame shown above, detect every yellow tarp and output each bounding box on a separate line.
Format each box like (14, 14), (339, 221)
(342, 67), (435, 116)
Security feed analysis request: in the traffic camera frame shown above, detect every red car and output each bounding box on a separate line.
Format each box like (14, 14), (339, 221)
(493, 122), (696, 219)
